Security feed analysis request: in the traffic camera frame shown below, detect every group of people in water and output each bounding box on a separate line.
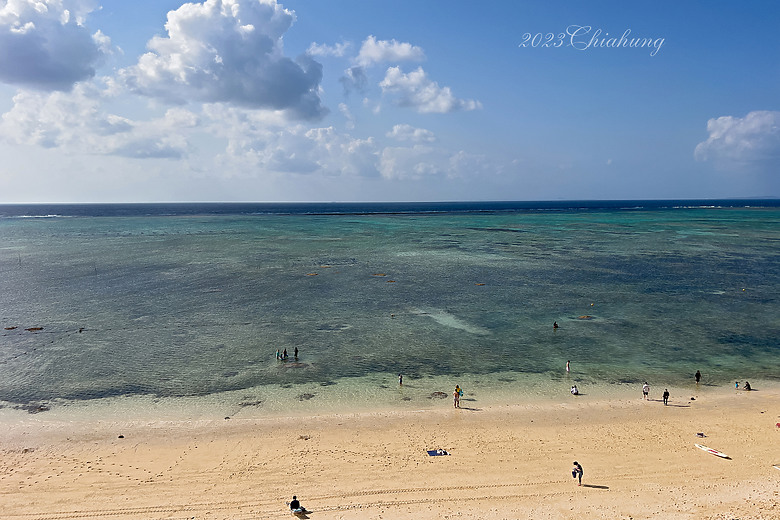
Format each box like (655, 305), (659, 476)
(275, 347), (299, 360)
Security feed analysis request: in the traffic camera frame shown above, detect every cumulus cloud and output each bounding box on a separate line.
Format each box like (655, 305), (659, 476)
(305, 126), (379, 176)
(307, 41), (351, 57)
(339, 102), (355, 129)
(380, 66), (482, 114)
(356, 35), (424, 67)
(0, 0), (110, 91)
(0, 85), (196, 158)
(379, 144), (446, 180)
(378, 144), (494, 180)
(119, 0), (326, 120)
(695, 111), (780, 167)
(386, 123), (435, 143)
(340, 65), (368, 95)
(203, 104), (379, 176)
(338, 35), (425, 97)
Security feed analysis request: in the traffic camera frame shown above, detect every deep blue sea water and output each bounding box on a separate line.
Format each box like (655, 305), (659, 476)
(1, 201), (778, 419)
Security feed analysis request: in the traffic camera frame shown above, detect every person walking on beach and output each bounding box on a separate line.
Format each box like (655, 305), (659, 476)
(642, 382), (650, 400)
(663, 388), (669, 405)
(695, 370), (701, 384)
(572, 461), (583, 486)
(453, 387), (461, 408)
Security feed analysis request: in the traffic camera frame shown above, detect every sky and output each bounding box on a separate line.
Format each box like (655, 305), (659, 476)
(0, 0), (778, 203)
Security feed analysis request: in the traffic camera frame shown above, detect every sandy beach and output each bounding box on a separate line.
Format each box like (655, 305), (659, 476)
(2, 385), (778, 520)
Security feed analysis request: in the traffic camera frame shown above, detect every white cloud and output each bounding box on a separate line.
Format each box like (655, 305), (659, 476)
(0, 0), (110, 91)
(448, 150), (495, 178)
(307, 41), (351, 57)
(0, 84), (197, 158)
(119, 0), (326, 120)
(341, 36), (424, 96)
(202, 104), (379, 177)
(695, 111), (780, 168)
(380, 66), (482, 114)
(305, 126), (379, 177)
(378, 144), (495, 181)
(356, 35), (424, 67)
(339, 102), (355, 129)
(386, 123), (435, 143)
(379, 145), (445, 180)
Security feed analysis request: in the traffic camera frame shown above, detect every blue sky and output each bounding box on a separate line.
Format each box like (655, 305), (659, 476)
(0, 0), (778, 203)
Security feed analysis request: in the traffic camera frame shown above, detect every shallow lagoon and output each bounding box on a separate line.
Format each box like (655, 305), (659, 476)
(1, 202), (778, 419)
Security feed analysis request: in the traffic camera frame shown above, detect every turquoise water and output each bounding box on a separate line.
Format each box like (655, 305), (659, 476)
(0, 203), (778, 418)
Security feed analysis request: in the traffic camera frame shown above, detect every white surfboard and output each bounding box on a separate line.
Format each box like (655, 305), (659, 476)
(695, 443), (729, 459)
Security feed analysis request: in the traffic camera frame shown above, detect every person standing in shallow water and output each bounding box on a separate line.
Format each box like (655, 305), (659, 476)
(695, 370), (701, 384)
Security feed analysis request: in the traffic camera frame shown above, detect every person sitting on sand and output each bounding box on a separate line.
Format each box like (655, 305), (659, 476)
(744, 381), (751, 391)
(570, 385), (579, 395)
(289, 495), (305, 513)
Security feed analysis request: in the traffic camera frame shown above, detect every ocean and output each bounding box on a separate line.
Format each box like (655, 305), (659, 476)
(1, 200), (778, 421)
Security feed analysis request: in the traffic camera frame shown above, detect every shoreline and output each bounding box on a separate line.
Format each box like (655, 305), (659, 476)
(3, 374), (777, 430)
(3, 384), (778, 519)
